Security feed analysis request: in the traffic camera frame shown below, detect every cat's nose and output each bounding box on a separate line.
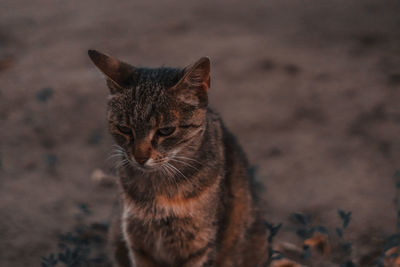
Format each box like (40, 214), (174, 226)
(134, 140), (151, 165)
(134, 156), (149, 165)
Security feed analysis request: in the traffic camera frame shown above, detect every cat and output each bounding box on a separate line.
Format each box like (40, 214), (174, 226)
(88, 50), (268, 267)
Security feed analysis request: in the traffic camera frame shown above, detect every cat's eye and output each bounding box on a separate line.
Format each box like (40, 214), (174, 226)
(117, 125), (132, 135)
(157, 127), (176, 136)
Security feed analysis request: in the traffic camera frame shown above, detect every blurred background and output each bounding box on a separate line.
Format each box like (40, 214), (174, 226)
(1, 0), (400, 266)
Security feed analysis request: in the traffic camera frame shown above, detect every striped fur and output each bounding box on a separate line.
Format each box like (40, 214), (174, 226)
(88, 50), (268, 267)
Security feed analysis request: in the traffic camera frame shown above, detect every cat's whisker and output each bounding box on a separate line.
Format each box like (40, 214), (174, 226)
(111, 144), (124, 150)
(166, 163), (181, 187)
(107, 146), (127, 163)
(162, 163), (179, 188)
(173, 155), (202, 165)
(115, 157), (133, 170)
(152, 159), (167, 165)
(108, 146), (134, 171)
(158, 165), (166, 177)
(166, 162), (190, 183)
(115, 160), (126, 169)
(169, 158), (199, 172)
(107, 153), (125, 161)
(163, 166), (174, 183)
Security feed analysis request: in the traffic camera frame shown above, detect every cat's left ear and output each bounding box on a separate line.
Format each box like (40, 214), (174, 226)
(88, 50), (135, 93)
(171, 57), (210, 107)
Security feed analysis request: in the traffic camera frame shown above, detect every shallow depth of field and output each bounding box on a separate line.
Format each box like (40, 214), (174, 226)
(1, 0), (400, 266)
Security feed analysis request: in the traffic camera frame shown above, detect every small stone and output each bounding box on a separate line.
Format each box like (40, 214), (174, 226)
(91, 168), (117, 187)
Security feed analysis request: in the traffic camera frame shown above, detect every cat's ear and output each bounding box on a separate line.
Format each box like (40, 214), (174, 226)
(88, 50), (135, 93)
(171, 57), (210, 107)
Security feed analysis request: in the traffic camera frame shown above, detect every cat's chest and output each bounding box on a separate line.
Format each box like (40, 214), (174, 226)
(122, 212), (172, 261)
(120, 181), (220, 261)
(122, 203), (214, 264)
(121, 193), (212, 234)
(123, 179), (219, 219)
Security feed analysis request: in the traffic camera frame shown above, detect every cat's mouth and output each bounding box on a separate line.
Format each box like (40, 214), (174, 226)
(135, 158), (166, 171)
(127, 156), (172, 173)
(111, 146), (197, 177)
(128, 154), (195, 179)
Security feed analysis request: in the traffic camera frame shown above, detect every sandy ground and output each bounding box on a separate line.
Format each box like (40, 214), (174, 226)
(1, 0), (400, 266)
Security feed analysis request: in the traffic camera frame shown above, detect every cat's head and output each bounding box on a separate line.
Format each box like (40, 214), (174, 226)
(88, 50), (210, 172)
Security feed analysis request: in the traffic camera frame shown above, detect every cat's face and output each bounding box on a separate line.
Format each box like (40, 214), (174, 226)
(88, 50), (210, 172)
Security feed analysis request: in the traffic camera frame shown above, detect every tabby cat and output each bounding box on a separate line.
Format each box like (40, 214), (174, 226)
(88, 50), (268, 267)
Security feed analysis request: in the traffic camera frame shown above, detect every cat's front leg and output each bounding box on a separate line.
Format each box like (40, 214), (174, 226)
(182, 247), (215, 267)
(131, 250), (158, 267)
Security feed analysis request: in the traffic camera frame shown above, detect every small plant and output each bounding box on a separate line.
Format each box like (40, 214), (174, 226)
(41, 204), (109, 267)
(265, 221), (283, 264)
(291, 213), (328, 240)
(336, 209), (352, 253)
(376, 170), (400, 267)
(335, 209), (354, 265)
(291, 212), (328, 259)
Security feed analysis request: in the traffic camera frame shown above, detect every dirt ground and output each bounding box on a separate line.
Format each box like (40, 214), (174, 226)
(1, 0), (400, 266)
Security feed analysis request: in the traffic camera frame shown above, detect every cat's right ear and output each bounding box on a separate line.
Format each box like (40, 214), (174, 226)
(170, 57), (210, 107)
(88, 50), (135, 94)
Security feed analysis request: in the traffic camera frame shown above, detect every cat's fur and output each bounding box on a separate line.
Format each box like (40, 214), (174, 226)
(88, 50), (268, 267)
